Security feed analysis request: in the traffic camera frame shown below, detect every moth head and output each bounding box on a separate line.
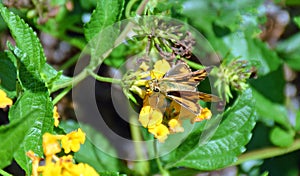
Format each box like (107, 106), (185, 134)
(146, 79), (160, 93)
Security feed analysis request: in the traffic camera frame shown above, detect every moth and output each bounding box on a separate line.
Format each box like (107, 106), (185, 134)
(145, 62), (220, 119)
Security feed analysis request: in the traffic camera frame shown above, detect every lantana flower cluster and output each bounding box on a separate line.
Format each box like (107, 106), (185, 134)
(129, 60), (212, 142)
(27, 108), (99, 176)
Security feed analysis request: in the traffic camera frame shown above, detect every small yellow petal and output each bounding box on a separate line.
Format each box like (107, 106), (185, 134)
(133, 80), (148, 87)
(42, 133), (61, 157)
(194, 107), (212, 122)
(139, 105), (163, 128)
(59, 155), (74, 169)
(40, 162), (62, 176)
(26, 150), (41, 176)
(168, 119), (184, 133)
(150, 70), (165, 79)
(61, 128), (86, 153)
(0, 89), (12, 108)
(148, 124), (170, 143)
(71, 163), (99, 176)
(139, 61), (150, 71)
(53, 106), (60, 127)
(150, 59), (171, 79)
(153, 59), (171, 75)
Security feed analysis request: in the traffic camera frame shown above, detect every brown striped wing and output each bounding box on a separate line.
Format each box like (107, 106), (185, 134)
(166, 90), (220, 115)
(162, 63), (211, 88)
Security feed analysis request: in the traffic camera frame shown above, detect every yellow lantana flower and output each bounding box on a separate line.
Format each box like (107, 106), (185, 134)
(148, 124), (170, 143)
(26, 150), (41, 176)
(150, 59), (171, 79)
(139, 105), (163, 128)
(71, 163), (99, 176)
(29, 153), (99, 176)
(0, 89), (12, 108)
(61, 128), (86, 153)
(28, 128), (98, 176)
(53, 106), (60, 127)
(43, 133), (61, 157)
(193, 107), (212, 122)
(168, 119), (184, 133)
(38, 162), (62, 176)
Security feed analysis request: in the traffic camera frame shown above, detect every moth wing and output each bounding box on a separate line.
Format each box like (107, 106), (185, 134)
(197, 91), (221, 102)
(164, 65), (212, 87)
(166, 91), (202, 115)
(166, 90), (221, 115)
(158, 80), (196, 92)
(164, 63), (191, 77)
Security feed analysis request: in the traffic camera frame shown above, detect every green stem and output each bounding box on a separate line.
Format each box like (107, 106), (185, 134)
(129, 117), (144, 157)
(52, 86), (72, 105)
(125, 0), (139, 18)
(0, 169), (12, 176)
(124, 0), (150, 174)
(88, 70), (122, 85)
(51, 68), (89, 92)
(182, 58), (206, 70)
(154, 141), (170, 176)
(167, 139), (300, 174)
(232, 138), (300, 166)
(129, 108), (149, 175)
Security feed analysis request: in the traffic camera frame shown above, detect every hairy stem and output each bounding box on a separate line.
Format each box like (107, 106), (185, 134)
(129, 107), (149, 175)
(154, 141), (170, 176)
(53, 86), (72, 105)
(125, 0), (139, 18)
(88, 70), (122, 85)
(233, 138), (300, 166)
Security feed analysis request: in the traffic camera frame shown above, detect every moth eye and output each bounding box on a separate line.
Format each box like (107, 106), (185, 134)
(153, 87), (160, 92)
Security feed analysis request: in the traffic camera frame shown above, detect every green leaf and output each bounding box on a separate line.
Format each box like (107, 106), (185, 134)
(41, 63), (72, 92)
(84, 0), (124, 42)
(59, 121), (120, 172)
(9, 45), (46, 91)
(251, 87), (291, 130)
(269, 127), (294, 147)
(163, 88), (256, 170)
(0, 4), (46, 72)
(261, 171), (269, 176)
(181, 0), (264, 35)
(220, 32), (282, 76)
(83, 0), (125, 69)
(0, 52), (16, 98)
(294, 16), (300, 28)
(0, 6), (70, 92)
(276, 33), (300, 70)
(0, 116), (26, 169)
(178, 1), (279, 76)
(0, 92), (53, 173)
(249, 66), (285, 103)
